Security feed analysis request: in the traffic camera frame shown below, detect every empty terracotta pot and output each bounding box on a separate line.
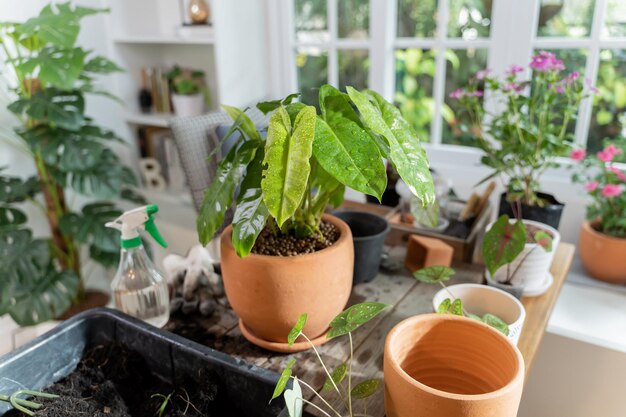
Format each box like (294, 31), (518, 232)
(384, 314), (524, 417)
(220, 214), (353, 345)
(579, 220), (626, 283)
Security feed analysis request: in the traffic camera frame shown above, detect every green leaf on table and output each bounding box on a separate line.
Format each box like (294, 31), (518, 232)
(351, 379), (382, 399)
(482, 215), (526, 277)
(197, 140), (260, 245)
(328, 302), (390, 339)
(284, 377), (303, 417)
(270, 358), (296, 402)
(8, 89), (85, 131)
(287, 313), (308, 346)
(323, 363), (347, 392)
(481, 313), (510, 336)
(0, 175), (39, 203)
(232, 147), (269, 257)
(262, 106), (315, 227)
(222, 105), (261, 142)
(84, 55), (124, 74)
(534, 230), (553, 253)
(413, 265), (455, 284)
(313, 86), (386, 200)
(346, 87), (435, 207)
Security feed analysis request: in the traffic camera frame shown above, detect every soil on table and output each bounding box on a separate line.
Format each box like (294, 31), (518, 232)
(5, 343), (223, 417)
(251, 220), (340, 256)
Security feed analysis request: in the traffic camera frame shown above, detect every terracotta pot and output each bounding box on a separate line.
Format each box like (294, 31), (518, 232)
(220, 214), (353, 344)
(579, 220), (626, 283)
(384, 314), (524, 417)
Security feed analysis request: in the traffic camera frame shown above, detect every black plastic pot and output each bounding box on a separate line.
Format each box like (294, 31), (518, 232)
(498, 191), (564, 230)
(0, 308), (284, 417)
(333, 210), (391, 285)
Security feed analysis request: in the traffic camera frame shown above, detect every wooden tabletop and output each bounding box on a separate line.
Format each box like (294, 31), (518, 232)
(166, 242), (575, 417)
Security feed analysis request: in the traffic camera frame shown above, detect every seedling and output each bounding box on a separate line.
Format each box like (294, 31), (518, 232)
(413, 266), (510, 336)
(151, 392), (173, 417)
(0, 389), (59, 416)
(482, 215), (553, 285)
(271, 302), (390, 417)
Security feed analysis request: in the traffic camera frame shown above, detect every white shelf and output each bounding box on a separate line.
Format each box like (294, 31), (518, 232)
(125, 112), (173, 127)
(113, 35), (214, 45)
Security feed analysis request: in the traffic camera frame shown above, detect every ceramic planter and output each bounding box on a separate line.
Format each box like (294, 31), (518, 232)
(384, 314), (524, 417)
(172, 93), (205, 117)
(220, 214), (353, 350)
(579, 220), (626, 284)
(432, 284), (526, 345)
(498, 191), (564, 229)
(333, 210), (390, 284)
(490, 219), (560, 297)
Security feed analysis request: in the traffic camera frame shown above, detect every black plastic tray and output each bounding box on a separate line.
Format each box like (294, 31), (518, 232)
(0, 308), (284, 417)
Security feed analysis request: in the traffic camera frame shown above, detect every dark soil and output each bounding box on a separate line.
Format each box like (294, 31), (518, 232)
(5, 343), (223, 417)
(251, 220), (340, 256)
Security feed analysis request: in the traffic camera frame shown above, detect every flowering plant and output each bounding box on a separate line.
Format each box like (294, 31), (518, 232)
(451, 51), (594, 207)
(571, 139), (626, 238)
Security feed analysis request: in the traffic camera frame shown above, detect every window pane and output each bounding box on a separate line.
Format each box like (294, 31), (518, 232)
(338, 0), (369, 39)
(295, 0), (329, 42)
(588, 49), (626, 152)
(448, 0), (492, 39)
(442, 48), (488, 146)
(397, 0), (438, 38)
(296, 48), (328, 105)
(394, 49), (436, 142)
(338, 49), (369, 91)
(537, 0), (595, 38)
(604, 0), (626, 37)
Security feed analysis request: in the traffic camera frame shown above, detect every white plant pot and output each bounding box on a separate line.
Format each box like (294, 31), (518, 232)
(432, 283), (526, 345)
(172, 93), (205, 117)
(488, 219), (560, 297)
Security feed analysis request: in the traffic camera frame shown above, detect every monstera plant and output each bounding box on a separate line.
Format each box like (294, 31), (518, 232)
(0, 3), (142, 325)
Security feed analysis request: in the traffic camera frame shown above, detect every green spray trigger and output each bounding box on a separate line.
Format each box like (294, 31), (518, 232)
(105, 204), (168, 249)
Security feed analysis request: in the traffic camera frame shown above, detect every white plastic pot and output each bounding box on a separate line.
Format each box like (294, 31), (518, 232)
(432, 283), (526, 345)
(172, 93), (205, 117)
(487, 219), (560, 297)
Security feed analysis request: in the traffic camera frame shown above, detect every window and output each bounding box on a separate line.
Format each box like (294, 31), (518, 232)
(278, 0), (626, 151)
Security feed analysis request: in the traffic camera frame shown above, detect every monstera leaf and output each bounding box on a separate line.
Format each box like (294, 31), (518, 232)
(67, 149), (137, 198)
(8, 88), (85, 131)
(0, 174), (40, 203)
(16, 46), (87, 90)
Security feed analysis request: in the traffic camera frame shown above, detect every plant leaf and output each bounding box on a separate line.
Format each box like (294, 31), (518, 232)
(8, 89), (85, 131)
(232, 147), (269, 257)
(413, 265), (455, 284)
(346, 87), (435, 207)
(17, 47), (87, 90)
(410, 195), (440, 227)
(436, 298), (451, 314)
(67, 150), (137, 198)
(287, 313), (308, 346)
(0, 207), (28, 231)
(284, 377), (303, 417)
(323, 363), (347, 392)
(256, 93), (301, 115)
(197, 140), (260, 245)
(0, 175), (39, 203)
(262, 106), (316, 227)
(449, 298), (463, 316)
(328, 302), (390, 339)
(222, 105), (261, 142)
(482, 215), (526, 276)
(482, 313), (510, 336)
(84, 55), (124, 74)
(270, 358), (296, 402)
(533, 230), (553, 253)
(351, 379), (382, 399)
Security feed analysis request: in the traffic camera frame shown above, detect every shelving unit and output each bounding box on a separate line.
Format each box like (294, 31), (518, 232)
(112, 35), (215, 45)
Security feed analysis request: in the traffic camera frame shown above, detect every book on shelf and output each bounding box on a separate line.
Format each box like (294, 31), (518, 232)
(143, 66), (173, 115)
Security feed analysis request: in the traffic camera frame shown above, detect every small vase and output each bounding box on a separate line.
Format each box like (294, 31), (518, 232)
(188, 0), (210, 25)
(579, 220), (626, 283)
(172, 93), (205, 117)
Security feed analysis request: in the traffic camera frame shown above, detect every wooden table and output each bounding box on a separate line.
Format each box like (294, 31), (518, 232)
(166, 242), (575, 416)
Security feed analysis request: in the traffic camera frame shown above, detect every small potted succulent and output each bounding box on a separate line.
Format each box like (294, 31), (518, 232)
(571, 139), (626, 283)
(483, 215), (557, 298)
(451, 51), (595, 228)
(196, 85), (435, 350)
(167, 66), (209, 117)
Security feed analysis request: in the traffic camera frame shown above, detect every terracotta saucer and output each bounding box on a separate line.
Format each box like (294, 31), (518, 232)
(239, 319), (331, 353)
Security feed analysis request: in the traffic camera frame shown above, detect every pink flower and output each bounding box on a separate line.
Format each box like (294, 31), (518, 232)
(475, 69), (491, 80)
(507, 65), (524, 75)
(609, 166), (626, 181)
(565, 71), (580, 84)
(585, 181), (599, 192)
(470, 90), (484, 97)
(570, 149), (586, 161)
(598, 150), (615, 163)
(601, 184), (623, 198)
(555, 85), (565, 94)
(504, 82), (525, 93)
(585, 77), (599, 94)
(530, 51), (564, 72)
(449, 88), (463, 99)
(605, 144), (623, 157)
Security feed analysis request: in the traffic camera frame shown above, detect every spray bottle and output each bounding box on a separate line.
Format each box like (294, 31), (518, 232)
(106, 204), (170, 327)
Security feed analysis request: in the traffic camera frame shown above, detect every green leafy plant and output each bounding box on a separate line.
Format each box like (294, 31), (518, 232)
(451, 51), (595, 207)
(482, 215), (553, 285)
(197, 85), (436, 256)
(166, 66), (210, 106)
(0, 389), (59, 416)
(271, 302), (390, 417)
(413, 265), (510, 335)
(0, 3), (142, 325)
(151, 392), (173, 417)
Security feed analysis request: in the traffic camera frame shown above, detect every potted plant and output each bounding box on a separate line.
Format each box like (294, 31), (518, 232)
(0, 4), (143, 326)
(483, 215), (557, 298)
(451, 51), (595, 228)
(571, 139), (626, 283)
(196, 85), (435, 350)
(167, 66), (209, 117)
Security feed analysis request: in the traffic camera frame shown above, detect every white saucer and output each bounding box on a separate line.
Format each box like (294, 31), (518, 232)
(522, 272), (554, 297)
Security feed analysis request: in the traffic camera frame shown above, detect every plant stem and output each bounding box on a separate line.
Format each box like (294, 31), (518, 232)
(293, 377), (342, 417)
(301, 398), (332, 417)
(301, 334), (343, 398)
(348, 332), (354, 417)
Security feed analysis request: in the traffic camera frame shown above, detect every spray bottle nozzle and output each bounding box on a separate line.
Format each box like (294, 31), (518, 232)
(105, 204), (168, 249)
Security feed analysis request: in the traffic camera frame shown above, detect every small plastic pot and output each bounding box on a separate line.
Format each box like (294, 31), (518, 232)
(498, 191), (564, 230)
(333, 210), (391, 284)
